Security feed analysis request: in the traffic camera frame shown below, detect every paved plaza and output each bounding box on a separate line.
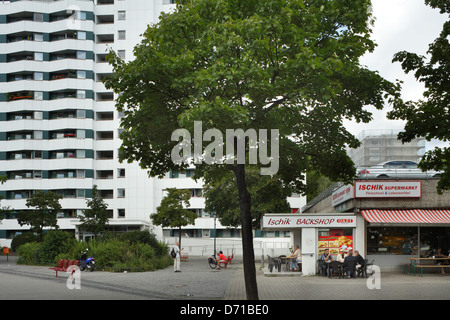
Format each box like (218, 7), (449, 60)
(1, 255), (449, 301)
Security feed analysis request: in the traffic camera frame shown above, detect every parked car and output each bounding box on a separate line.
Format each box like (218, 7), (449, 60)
(357, 160), (442, 179)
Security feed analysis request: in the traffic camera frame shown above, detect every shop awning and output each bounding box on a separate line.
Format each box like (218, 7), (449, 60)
(361, 209), (450, 224)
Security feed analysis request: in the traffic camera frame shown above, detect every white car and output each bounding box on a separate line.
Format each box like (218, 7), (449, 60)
(357, 160), (441, 179)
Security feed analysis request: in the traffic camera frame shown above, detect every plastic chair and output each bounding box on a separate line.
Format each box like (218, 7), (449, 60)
(329, 261), (342, 278)
(343, 260), (357, 278)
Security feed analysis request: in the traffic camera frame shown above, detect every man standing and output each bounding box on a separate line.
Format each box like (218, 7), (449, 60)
(174, 241), (183, 272)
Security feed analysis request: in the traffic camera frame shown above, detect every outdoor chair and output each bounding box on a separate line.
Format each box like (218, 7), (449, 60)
(267, 255), (281, 272)
(329, 261), (342, 279)
(343, 260), (357, 278)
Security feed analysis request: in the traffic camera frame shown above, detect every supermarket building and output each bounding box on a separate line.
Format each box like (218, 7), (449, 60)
(262, 179), (450, 275)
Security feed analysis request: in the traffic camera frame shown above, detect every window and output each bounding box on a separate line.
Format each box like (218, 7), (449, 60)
(118, 11), (126, 20)
(118, 50), (125, 59)
(77, 70), (86, 79)
(118, 30), (126, 40)
(34, 33), (43, 42)
(77, 149), (85, 158)
(77, 51), (87, 59)
(77, 169), (85, 178)
(34, 72), (43, 81)
(367, 227), (418, 255)
(117, 168), (125, 177)
(34, 131), (43, 139)
(34, 111), (43, 119)
(33, 170), (42, 179)
(33, 13), (43, 22)
(34, 91), (43, 100)
(79, 11), (87, 20)
(76, 129), (85, 139)
(77, 31), (86, 40)
(118, 209), (125, 218)
(117, 188), (125, 198)
(34, 52), (44, 61)
(77, 109), (86, 118)
(76, 90), (86, 99)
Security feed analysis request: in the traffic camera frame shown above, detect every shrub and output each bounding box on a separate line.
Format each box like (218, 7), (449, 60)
(11, 233), (41, 252)
(39, 230), (76, 264)
(16, 242), (41, 265)
(16, 231), (172, 272)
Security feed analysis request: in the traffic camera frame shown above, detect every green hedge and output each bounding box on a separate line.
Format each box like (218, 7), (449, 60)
(16, 230), (172, 272)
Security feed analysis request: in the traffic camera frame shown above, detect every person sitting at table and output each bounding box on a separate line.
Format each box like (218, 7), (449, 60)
(343, 251), (357, 278)
(320, 249), (333, 276)
(291, 244), (301, 271)
(337, 245), (348, 263)
(435, 248), (447, 275)
(354, 250), (365, 276)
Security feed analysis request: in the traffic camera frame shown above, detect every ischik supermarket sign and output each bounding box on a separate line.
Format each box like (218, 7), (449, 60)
(354, 181), (421, 198)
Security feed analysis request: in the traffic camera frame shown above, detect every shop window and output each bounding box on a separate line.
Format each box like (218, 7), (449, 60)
(367, 227), (418, 255)
(419, 227), (450, 257)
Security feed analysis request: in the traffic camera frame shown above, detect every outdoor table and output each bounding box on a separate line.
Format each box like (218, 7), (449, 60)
(328, 261), (343, 278)
(280, 256), (293, 271)
(408, 257), (450, 276)
(280, 256), (302, 272)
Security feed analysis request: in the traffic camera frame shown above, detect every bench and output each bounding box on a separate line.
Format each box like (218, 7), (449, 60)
(180, 254), (189, 262)
(414, 264), (450, 277)
(49, 259), (79, 278)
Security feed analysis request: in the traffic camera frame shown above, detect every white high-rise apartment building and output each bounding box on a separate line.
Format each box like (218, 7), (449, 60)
(0, 0), (304, 247)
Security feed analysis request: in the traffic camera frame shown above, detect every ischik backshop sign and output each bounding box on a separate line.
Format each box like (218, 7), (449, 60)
(262, 215), (357, 229)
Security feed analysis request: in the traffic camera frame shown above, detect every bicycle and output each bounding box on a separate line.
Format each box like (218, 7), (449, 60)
(208, 255), (218, 269)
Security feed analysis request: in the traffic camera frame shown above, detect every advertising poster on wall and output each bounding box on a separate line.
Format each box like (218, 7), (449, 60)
(318, 235), (353, 256)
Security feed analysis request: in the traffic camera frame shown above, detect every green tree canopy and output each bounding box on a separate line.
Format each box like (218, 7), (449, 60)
(388, 0), (450, 194)
(104, 0), (399, 299)
(204, 167), (291, 228)
(79, 185), (110, 238)
(150, 188), (197, 246)
(17, 191), (62, 239)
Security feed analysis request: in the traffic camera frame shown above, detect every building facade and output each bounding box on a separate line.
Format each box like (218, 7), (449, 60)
(299, 178), (450, 272)
(347, 129), (425, 168)
(0, 0), (304, 247)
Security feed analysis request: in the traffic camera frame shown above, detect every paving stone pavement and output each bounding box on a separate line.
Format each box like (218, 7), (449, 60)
(1, 255), (449, 300)
(224, 263), (450, 300)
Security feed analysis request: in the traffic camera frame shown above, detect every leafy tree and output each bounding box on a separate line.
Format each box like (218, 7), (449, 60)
(305, 170), (335, 202)
(104, 0), (399, 299)
(17, 191), (62, 240)
(79, 185), (109, 238)
(204, 167), (291, 228)
(388, 0), (449, 194)
(150, 188), (197, 247)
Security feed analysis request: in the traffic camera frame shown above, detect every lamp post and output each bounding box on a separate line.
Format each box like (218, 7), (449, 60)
(213, 212), (217, 258)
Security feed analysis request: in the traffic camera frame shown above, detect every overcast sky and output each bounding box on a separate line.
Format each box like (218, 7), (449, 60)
(343, 0), (448, 152)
